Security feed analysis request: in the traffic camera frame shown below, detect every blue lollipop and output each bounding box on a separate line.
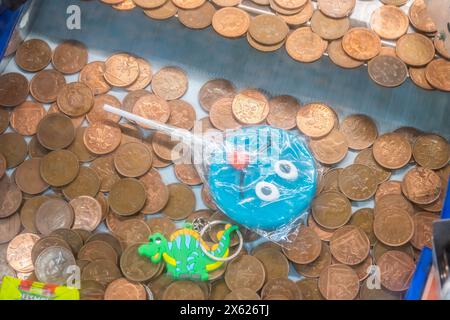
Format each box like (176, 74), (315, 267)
(104, 106), (318, 232)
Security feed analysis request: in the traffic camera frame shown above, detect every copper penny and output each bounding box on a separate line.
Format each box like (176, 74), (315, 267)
(396, 33), (435, 67)
(167, 99), (196, 130)
(152, 66), (188, 101)
(375, 180), (402, 202)
(318, 264), (359, 300)
(419, 175), (447, 213)
(0, 133), (27, 168)
(375, 193), (414, 217)
(296, 103), (335, 138)
(105, 278), (147, 300)
(143, 1), (178, 20)
(425, 59), (450, 92)
(133, 0), (167, 9)
(62, 167), (100, 200)
(338, 164), (377, 201)
(296, 279), (324, 300)
(277, 0), (313, 27)
(294, 243), (332, 278)
(402, 166), (441, 205)
(307, 214), (334, 242)
(212, 7), (250, 38)
(114, 142), (152, 178)
(10, 101), (46, 136)
(247, 32), (286, 53)
(380, 0), (407, 5)
(67, 127), (97, 163)
(48, 102), (85, 128)
(126, 57), (152, 91)
(312, 191), (352, 230)
(350, 255), (373, 281)
(231, 89), (269, 125)
(139, 169), (169, 214)
(372, 133), (411, 169)
(378, 250), (415, 292)
(319, 168), (342, 194)
(79, 280), (106, 300)
(109, 178), (147, 216)
(15, 39), (52, 72)
(172, 0), (206, 9)
(7, 233), (40, 273)
(86, 233), (122, 256)
(309, 129), (349, 165)
(0, 109), (9, 134)
(310, 10), (350, 41)
(178, 2), (216, 29)
(378, 46), (398, 58)
(368, 55), (408, 87)
(105, 210), (145, 234)
(50, 228), (84, 255)
(28, 135), (49, 159)
(79, 61), (111, 95)
(35, 198), (74, 235)
(37, 113), (75, 151)
(151, 132), (185, 162)
(224, 288), (260, 300)
(0, 72), (29, 107)
(286, 27), (327, 63)
(174, 163), (202, 185)
(87, 94), (122, 124)
(360, 278), (401, 300)
(350, 208), (376, 246)
(408, 0), (437, 33)
(330, 225), (370, 265)
(225, 255), (266, 291)
(20, 196), (49, 233)
(340, 114), (378, 150)
(114, 219), (151, 248)
(104, 53), (140, 87)
(434, 35), (450, 60)
(40, 150), (80, 187)
(411, 211), (439, 250)
(254, 248), (289, 281)
(82, 259), (122, 286)
(83, 121), (122, 155)
(78, 240), (118, 264)
(30, 69), (66, 103)
(248, 14), (289, 45)
(132, 94), (171, 127)
(282, 226), (322, 264)
(162, 183), (196, 220)
(113, 1), (137, 11)
(0, 175), (23, 219)
(198, 78), (236, 112)
(266, 95), (300, 130)
(354, 148), (391, 184)
(413, 134), (449, 170)
(0, 153), (6, 179)
(273, 0), (305, 10)
(261, 278), (302, 300)
(90, 155), (121, 192)
(30, 236), (71, 265)
(317, 0), (355, 18)
(162, 281), (206, 300)
(209, 97), (241, 130)
(409, 67), (434, 90)
(15, 158), (49, 195)
(120, 243), (162, 282)
(57, 82), (94, 117)
(146, 216), (177, 239)
(0, 212), (21, 244)
(370, 5), (409, 40)
(374, 208), (414, 246)
(342, 28), (381, 61)
(52, 40), (88, 74)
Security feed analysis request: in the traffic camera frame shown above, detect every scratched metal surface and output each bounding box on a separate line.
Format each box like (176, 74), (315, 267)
(1, 0), (449, 282)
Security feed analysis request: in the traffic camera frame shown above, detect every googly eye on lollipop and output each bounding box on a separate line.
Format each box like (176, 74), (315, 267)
(105, 105), (318, 241)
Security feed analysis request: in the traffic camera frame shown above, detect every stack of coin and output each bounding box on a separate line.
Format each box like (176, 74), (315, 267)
(97, 0), (450, 91)
(0, 36), (449, 300)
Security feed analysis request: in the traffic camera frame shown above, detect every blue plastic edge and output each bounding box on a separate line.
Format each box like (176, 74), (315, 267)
(0, 3), (25, 62)
(405, 179), (450, 300)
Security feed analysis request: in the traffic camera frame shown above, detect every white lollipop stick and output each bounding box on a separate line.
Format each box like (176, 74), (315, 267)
(103, 104), (205, 146)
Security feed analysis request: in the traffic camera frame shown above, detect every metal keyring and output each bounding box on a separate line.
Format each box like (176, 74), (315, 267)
(199, 220), (244, 262)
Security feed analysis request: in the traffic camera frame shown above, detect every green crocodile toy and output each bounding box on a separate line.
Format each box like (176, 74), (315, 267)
(138, 223), (239, 281)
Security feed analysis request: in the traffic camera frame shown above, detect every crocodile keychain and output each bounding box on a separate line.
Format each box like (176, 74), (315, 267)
(138, 220), (243, 281)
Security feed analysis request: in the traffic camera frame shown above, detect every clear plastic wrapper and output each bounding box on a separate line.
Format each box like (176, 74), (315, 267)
(105, 105), (323, 245)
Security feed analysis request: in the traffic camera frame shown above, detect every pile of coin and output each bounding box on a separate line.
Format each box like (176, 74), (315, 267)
(98, 0), (450, 91)
(0, 35), (449, 300)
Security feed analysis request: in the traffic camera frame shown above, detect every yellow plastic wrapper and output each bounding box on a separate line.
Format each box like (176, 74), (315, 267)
(0, 276), (79, 300)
